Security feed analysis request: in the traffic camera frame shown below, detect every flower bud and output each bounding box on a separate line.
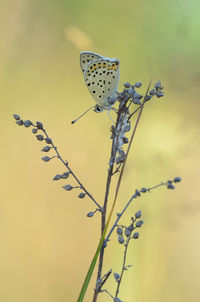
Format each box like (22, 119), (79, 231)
(78, 192), (86, 199)
(149, 89), (155, 95)
(62, 184), (73, 191)
(117, 227), (123, 235)
(24, 120), (32, 127)
(45, 137), (52, 144)
(124, 82), (131, 88)
(41, 156), (51, 162)
(16, 120), (23, 126)
(156, 91), (164, 98)
(135, 210), (142, 219)
(87, 212), (94, 217)
(167, 183), (175, 189)
(118, 235), (125, 244)
(136, 220), (144, 228)
(133, 232), (139, 239)
(134, 82), (142, 88)
(173, 176), (181, 183)
(32, 128), (38, 134)
(36, 135), (43, 141)
(41, 146), (51, 152)
(36, 121), (43, 129)
(53, 174), (62, 180)
(154, 81), (162, 90)
(13, 114), (20, 120)
(114, 273), (120, 282)
(125, 228), (131, 237)
(62, 172), (69, 179)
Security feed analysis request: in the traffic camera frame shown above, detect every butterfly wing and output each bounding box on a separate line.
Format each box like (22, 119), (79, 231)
(83, 58), (120, 108)
(80, 51), (103, 74)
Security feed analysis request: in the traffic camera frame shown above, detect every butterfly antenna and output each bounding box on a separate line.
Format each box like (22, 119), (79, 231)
(71, 105), (95, 124)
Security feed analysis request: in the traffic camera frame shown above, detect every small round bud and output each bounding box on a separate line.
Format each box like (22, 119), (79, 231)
(41, 146), (51, 152)
(149, 89), (155, 95)
(141, 187), (147, 193)
(108, 96), (116, 105)
(125, 228), (131, 237)
(13, 114), (20, 120)
(32, 128), (38, 134)
(53, 174), (62, 180)
(45, 137), (52, 144)
(136, 220), (144, 228)
(156, 91), (164, 98)
(133, 232), (139, 239)
(124, 82), (131, 88)
(36, 134), (44, 141)
(144, 95), (151, 102)
(24, 120), (32, 127)
(62, 172), (69, 179)
(78, 192), (86, 199)
(154, 81), (162, 90)
(167, 180), (173, 184)
(118, 235), (125, 244)
(135, 210), (142, 219)
(167, 184), (175, 190)
(87, 211), (94, 217)
(127, 88), (135, 96)
(16, 120), (23, 126)
(173, 176), (181, 183)
(41, 156), (51, 162)
(117, 227), (123, 236)
(36, 121), (43, 129)
(128, 224), (134, 232)
(134, 82), (142, 88)
(114, 273), (120, 282)
(62, 184), (73, 191)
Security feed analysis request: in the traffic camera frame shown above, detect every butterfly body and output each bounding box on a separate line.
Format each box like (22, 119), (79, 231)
(80, 51), (120, 111)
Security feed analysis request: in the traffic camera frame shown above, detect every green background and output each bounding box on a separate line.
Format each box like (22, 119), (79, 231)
(1, 0), (200, 301)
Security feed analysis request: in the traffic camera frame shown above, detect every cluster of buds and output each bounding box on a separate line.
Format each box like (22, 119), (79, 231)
(116, 209), (143, 245)
(13, 114), (88, 200)
(117, 81), (164, 106)
(113, 114), (131, 165)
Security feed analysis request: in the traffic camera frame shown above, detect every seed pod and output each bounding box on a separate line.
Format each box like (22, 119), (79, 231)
(118, 235), (125, 244)
(36, 121), (43, 129)
(117, 227), (123, 236)
(13, 114), (20, 120)
(133, 232), (139, 239)
(78, 192), (86, 199)
(62, 184), (73, 191)
(41, 146), (51, 152)
(41, 156), (51, 162)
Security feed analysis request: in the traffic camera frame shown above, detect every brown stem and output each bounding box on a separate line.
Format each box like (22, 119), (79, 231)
(92, 111), (123, 302)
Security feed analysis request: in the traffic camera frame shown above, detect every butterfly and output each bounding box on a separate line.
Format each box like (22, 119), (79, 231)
(80, 51), (120, 112)
(71, 51), (120, 124)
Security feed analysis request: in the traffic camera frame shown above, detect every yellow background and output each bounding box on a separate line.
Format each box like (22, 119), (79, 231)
(1, 0), (200, 301)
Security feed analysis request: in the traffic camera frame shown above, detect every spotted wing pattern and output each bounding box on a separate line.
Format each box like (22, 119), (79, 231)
(80, 51), (102, 74)
(83, 57), (120, 108)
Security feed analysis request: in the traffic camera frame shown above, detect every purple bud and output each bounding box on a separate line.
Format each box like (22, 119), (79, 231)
(13, 114), (20, 120)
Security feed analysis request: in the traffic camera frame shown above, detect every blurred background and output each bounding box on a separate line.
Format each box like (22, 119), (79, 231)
(1, 0), (200, 301)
